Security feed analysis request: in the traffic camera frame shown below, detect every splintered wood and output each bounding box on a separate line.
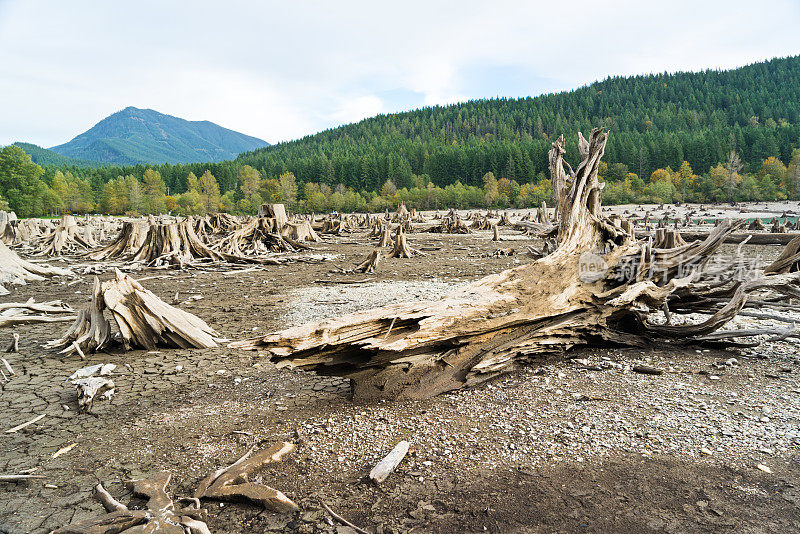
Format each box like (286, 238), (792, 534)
(230, 128), (800, 400)
(0, 240), (72, 295)
(49, 269), (223, 355)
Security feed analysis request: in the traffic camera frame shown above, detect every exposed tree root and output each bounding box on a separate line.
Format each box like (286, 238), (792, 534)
(194, 442), (299, 513)
(53, 471), (210, 534)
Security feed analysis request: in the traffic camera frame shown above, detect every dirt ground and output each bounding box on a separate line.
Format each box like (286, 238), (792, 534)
(1, 219), (799, 533)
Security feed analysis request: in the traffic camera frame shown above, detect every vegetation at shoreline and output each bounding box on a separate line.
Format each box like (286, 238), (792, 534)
(3, 55), (800, 217)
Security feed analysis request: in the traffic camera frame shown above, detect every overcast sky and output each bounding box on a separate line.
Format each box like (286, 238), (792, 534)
(1, 0), (799, 147)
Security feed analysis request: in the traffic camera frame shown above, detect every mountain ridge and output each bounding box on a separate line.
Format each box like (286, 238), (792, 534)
(49, 106), (269, 165)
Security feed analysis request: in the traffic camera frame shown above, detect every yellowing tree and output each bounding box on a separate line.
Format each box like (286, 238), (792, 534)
(238, 165), (262, 213)
(198, 170), (221, 214)
(142, 168), (167, 214)
(278, 172), (298, 208)
(482, 172), (498, 207)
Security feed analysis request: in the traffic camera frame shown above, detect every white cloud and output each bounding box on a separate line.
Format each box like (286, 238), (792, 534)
(0, 0), (798, 147)
(328, 95), (384, 125)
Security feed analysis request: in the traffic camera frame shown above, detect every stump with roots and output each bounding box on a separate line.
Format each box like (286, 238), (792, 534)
(377, 225), (394, 247)
(0, 240), (72, 294)
(470, 215), (492, 230)
(212, 218), (305, 257)
(89, 221), (150, 261)
(353, 249), (381, 273)
(389, 226), (422, 258)
(231, 128), (800, 401)
(282, 220), (320, 242)
(49, 269), (223, 355)
(429, 209), (471, 234)
(32, 215), (93, 256)
(92, 219), (295, 267)
(653, 228), (687, 249)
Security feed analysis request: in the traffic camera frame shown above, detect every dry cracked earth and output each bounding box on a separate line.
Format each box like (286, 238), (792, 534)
(1, 224), (799, 533)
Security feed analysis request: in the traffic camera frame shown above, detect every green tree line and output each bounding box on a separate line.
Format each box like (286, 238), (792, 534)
(2, 55), (800, 216)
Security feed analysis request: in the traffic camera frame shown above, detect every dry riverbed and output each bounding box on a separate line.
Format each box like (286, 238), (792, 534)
(0, 226), (798, 533)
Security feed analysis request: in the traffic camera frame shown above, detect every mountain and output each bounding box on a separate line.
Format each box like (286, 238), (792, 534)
(50, 107), (269, 165)
(236, 55), (800, 192)
(12, 142), (105, 168)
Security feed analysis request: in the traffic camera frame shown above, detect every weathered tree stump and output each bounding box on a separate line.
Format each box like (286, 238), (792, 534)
(231, 129), (800, 400)
(49, 270), (223, 354)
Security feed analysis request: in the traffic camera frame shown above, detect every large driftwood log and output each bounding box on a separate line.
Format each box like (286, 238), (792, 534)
(231, 129), (800, 400)
(677, 231), (798, 246)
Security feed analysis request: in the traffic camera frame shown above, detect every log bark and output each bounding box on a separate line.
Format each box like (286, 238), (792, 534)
(230, 129), (800, 400)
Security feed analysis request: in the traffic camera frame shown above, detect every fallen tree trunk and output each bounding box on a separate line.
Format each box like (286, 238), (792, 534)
(231, 129), (800, 400)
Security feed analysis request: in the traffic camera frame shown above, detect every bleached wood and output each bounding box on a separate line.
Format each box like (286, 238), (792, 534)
(369, 440), (410, 483)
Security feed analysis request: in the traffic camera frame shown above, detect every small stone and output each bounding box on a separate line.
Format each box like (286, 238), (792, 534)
(700, 447), (713, 455)
(756, 464), (773, 474)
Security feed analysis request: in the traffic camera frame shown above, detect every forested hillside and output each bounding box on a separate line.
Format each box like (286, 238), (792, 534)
(236, 55), (800, 191)
(13, 142), (105, 168)
(2, 55), (800, 217)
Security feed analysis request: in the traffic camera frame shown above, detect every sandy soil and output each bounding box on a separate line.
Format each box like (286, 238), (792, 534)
(0, 217), (798, 533)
